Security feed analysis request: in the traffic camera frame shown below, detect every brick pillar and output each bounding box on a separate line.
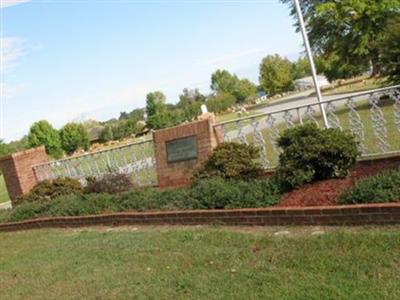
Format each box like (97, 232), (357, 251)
(0, 146), (49, 204)
(153, 114), (222, 188)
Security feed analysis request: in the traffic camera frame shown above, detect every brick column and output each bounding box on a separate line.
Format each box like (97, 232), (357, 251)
(153, 114), (222, 188)
(0, 147), (49, 204)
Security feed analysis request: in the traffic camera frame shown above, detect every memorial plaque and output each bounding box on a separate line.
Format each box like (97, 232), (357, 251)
(166, 135), (198, 163)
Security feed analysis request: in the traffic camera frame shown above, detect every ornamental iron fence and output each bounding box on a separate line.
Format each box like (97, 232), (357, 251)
(33, 139), (157, 187)
(214, 85), (400, 169)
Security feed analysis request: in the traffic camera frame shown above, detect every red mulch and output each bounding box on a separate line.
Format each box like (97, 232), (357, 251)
(278, 158), (400, 207)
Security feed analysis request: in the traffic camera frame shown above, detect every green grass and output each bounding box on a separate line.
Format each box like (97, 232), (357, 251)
(0, 226), (399, 299)
(0, 175), (10, 204)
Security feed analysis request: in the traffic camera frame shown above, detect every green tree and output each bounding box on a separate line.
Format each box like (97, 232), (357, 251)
(28, 120), (63, 158)
(206, 92), (236, 114)
(259, 54), (294, 95)
(177, 88), (205, 121)
(0, 140), (11, 157)
(292, 57), (311, 80)
(147, 110), (185, 130)
(234, 79), (257, 102)
(210, 70), (239, 94)
(100, 125), (114, 143)
(146, 91), (166, 117)
(281, 0), (400, 78)
(59, 123), (90, 154)
(379, 17), (400, 84)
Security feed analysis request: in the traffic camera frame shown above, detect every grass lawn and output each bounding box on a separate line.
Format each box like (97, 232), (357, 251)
(319, 77), (386, 97)
(0, 226), (399, 299)
(0, 175), (10, 203)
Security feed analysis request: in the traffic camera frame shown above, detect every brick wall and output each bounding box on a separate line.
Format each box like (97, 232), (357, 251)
(0, 147), (49, 203)
(153, 114), (221, 188)
(0, 203), (399, 232)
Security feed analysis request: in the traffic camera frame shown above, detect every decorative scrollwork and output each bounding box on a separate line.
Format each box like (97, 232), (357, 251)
(236, 120), (248, 144)
(347, 97), (367, 154)
(283, 110), (294, 128)
(369, 93), (390, 153)
(326, 101), (341, 129)
(303, 105), (319, 126)
(390, 88), (400, 134)
(266, 114), (280, 157)
(251, 117), (269, 168)
(221, 124), (231, 142)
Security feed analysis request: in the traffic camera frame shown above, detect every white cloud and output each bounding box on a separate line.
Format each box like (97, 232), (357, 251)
(0, 0), (30, 8)
(194, 48), (265, 67)
(0, 37), (26, 73)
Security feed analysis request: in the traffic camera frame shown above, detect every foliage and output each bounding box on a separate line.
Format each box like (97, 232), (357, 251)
(85, 173), (135, 194)
(259, 54), (294, 95)
(28, 120), (63, 158)
(2, 177), (281, 222)
(206, 92), (236, 114)
(59, 123), (90, 154)
(177, 88), (205, 121)
(189, 178), (281, 209)
(211, 70), (257, 103)
(210, 69), (239, 94)
(0, 139), (11, 157)
(281, 0), (400, 78)
(16, 178), (83, 206)
(234, 79), (257, 102)
(338, 168), (400, 204)
(379, 16), (400, 84)
(146, 91), (167, 117)
(292, 57), (311, 80)
(119, 108), (145, 121)
(276, 123), (359, 190)
(194, 142), (264, 181)
(147, 109), (185, 130)
(100, 125), (114, 142)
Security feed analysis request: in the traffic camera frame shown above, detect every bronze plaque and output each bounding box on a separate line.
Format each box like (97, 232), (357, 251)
(166, 136), (198, 163)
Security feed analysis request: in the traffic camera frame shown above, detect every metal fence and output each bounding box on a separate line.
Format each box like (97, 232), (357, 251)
(33, 139), (157, 187)
(214, 85), (400, 169)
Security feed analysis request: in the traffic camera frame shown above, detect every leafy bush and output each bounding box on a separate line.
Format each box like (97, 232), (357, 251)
(85, 173), (134, 194)
(276, 123), (359, 190)
(189, 178), (281, 209)
(194, 142), (263, 181)
(1, 178), (282, 223)
(28, 120), (63, 158)
(16, 178), (83, 206)
(338, 168), (400, 204)
(59, 122), (90, 154)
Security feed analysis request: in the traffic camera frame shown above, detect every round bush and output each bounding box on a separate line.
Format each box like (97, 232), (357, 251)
(276, 123), (359, 190)
(194, 142), (264, 181)
(85, 173), (135, 194)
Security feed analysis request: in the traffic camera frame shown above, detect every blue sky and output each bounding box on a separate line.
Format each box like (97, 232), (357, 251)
(1, 0), (303, 142)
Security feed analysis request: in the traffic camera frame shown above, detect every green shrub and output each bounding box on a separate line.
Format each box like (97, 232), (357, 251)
(59, 123), (90, 154)
(189, 178), (280, 209)
(338, 168), (400, 204)
(1, 178), (282, 223)
(16, 178), (83, 205)
(85, 173), (134, 194)
(194, 142), (263, 181)
(276, 123), (359, 190)
(206, 92), (236, 113)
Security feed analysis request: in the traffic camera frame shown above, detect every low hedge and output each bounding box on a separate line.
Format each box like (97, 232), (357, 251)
(0, 178), (282, 223)
(338, 168), (400, 204)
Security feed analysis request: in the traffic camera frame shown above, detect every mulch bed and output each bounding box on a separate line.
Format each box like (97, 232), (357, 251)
(278, 158), (400, 207)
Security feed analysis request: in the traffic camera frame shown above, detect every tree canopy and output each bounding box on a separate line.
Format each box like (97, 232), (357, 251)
(28, 120), (63, 158)
(281, 0), (400, 79)
(59, 123), (90, 154)
(259, 54), (294, 95)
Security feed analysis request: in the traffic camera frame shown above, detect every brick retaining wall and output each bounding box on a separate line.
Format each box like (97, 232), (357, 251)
(1, 203), (399, 232)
